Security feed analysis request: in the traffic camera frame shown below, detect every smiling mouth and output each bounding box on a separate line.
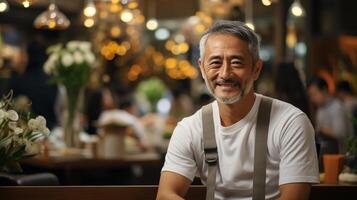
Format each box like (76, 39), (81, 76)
(215, 80), (240, 88)
(217, 83), (236, 88)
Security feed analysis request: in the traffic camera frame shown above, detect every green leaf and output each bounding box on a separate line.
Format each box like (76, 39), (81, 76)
(11, 145), (26, 160)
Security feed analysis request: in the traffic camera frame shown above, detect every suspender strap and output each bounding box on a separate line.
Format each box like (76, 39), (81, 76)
(202, 104), (217, 200)
(253, 97), (272, 200)
(202, 97), (272, 200)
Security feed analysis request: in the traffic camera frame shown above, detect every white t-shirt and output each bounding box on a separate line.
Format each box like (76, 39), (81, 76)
(162, 94), (319, 200)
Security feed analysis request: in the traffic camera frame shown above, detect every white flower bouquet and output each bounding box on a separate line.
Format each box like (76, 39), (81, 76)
(0, 92), (50, 173)
(43, 40), (95, 88)
(43, 41), (95, 147)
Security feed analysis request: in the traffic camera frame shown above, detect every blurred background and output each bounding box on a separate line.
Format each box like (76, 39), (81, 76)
(0, 0), (356, 186)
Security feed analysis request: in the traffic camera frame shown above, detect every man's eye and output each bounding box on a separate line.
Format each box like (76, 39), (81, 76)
(209, 61), (221, 66)
(231, 60), (243, 65)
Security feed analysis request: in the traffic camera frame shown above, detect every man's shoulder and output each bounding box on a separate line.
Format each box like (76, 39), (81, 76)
(258, 94), (307, 123)
(258, 94), (304, 115)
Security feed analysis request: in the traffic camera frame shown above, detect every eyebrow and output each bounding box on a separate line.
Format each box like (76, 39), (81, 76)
(207, 55), (245, 61)
(207, 55), (222, 61)
(230, 55), (245, 60)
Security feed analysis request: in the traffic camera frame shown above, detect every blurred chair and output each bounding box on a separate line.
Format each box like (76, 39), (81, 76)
(0, 172), (59, 186)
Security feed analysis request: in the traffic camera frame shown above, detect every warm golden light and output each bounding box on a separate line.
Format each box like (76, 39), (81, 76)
(286, 26), (297, 48)
(261, 0), (272, 6)
(48, 19), (56, 29)
(110, 26), (121, 37)
(116, 45), (127, 56)
(83, 1), (96, 17)
(122, 41), (131, 50)
(292, 6), (302, 16)
(194, 24), (206, 34)
(165, 40), (175, 51)
(128, 1), (138, 9)
(165, 58), (177, 69)
(99, 11), (108, 19)
(84, 18), (95, 28)
(245, 22), (255, 31)
(110, 3), (122, 13)
(290, 0), (305, 17)
(171, 45), (181, 55)
(133, 14), (145, 24)
(22, 0), (31, 8)
(0, 1), (9, 12)
(178, 42), (189, 53)
(146, 18), (158, 30)
(120, 9), (133, 23)
(153, 52), (164, 66)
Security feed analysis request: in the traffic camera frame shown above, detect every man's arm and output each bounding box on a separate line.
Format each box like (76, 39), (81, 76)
(156, 171), (192, 200)
(277, 183), (311, 200)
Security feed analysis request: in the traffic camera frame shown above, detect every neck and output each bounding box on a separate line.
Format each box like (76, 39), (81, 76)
(217, 90), (256, 127)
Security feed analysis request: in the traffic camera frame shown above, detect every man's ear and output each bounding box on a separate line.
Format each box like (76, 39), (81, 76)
(198, 58), (206, 79)
(253, 59), (263, 80)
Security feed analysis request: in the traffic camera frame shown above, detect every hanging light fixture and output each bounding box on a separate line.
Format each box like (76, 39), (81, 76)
(83, 0), (96, 17)
(289, 0), (306, 17)
(145, 0), (159, 31)
(245, 0), (255, 30)
(16, 0), (35, 8)
(0, 0), (9, 12)
(33, 0), (70, 30)
(261, 0), (272, 6)
(146, 18), (158, 30)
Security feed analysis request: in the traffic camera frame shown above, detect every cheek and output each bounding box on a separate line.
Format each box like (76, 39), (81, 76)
(206, 69), (219, 79)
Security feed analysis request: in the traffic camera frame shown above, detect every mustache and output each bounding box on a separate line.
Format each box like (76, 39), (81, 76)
(214, 78), (241, 87)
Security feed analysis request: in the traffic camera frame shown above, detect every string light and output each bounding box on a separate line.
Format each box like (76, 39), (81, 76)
(83, 0), (96, 17)
(120, 9), (133, 23)
(290, 0), (305, 17)
(146, 18), (158, 30)
(0, 0), (9, 12)
(17, 0), (35, 8)
(261, 0), (272, 6)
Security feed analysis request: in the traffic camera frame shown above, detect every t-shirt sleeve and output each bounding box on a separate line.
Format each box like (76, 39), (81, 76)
(279, 113), (320, 185)
(161, 123), (197, 182)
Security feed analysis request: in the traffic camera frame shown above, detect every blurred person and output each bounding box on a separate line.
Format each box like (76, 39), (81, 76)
(336, 80), (357, 115)
(308, 77), (351, 155)
(274, 62), (311, 118)
(7, 35), (58, 129)
(97, 96), (147, 151)
(119, 98), (146, 143)
(157, 20), (318, 200)
(336, 80), (357, 134)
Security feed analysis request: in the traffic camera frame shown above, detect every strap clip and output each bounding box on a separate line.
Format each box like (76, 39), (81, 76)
(204, 148), (218, 165)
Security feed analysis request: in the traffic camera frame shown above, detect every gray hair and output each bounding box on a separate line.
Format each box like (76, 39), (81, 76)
(199, 20), (261, 64)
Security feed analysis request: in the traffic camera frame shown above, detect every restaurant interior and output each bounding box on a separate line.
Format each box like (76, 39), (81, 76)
(0, 0), (356, 199)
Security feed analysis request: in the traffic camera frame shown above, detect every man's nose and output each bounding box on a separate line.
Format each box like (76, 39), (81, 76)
(219, 61), (231, 79)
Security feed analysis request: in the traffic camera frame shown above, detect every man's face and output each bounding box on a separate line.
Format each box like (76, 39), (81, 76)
(308, 85), (325, 106)
(199, 34), (262, 104)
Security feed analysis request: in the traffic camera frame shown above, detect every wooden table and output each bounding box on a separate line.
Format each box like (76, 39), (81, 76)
(20, 152), (163, 185)
(21, 152), (161, 169)
(0, 184), (356, 200)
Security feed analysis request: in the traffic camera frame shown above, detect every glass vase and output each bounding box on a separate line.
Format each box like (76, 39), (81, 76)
(63, 86), (84, 148)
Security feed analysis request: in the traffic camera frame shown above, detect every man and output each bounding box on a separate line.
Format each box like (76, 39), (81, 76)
(308, 77), (351, 154)
(157, 21), (319, 200)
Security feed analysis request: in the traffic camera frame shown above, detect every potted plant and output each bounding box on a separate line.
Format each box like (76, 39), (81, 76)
(339, 116), (357, 183)
(0, 92), (50, 173)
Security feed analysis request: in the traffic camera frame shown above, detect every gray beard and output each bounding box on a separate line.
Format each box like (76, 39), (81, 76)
(203, 76), (252, 105)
